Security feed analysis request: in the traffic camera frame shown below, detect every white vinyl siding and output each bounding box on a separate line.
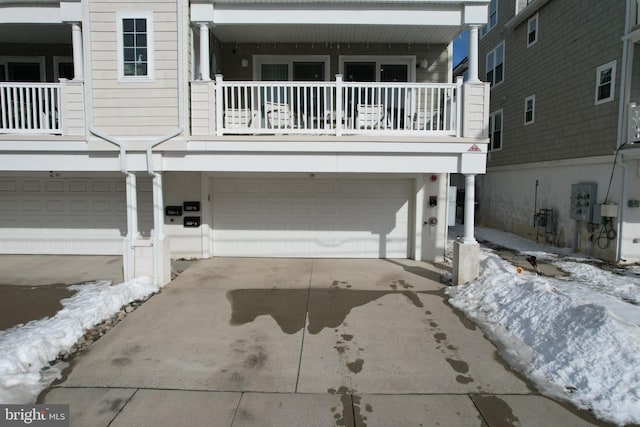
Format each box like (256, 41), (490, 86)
(89, 1), (179, 136)
(595, 60), (616, 105)
(211, 178), (411, 258)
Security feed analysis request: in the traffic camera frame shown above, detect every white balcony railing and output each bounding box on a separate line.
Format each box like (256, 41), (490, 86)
(215, 75), (462, 137)
(0, 83), (61, 134)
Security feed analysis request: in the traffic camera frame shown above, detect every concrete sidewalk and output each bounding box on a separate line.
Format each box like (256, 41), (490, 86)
(40, 258), (608, 426)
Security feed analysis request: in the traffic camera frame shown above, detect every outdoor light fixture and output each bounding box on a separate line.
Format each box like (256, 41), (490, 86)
(419, 59), (429, 69)
(241, 58), (249, 68)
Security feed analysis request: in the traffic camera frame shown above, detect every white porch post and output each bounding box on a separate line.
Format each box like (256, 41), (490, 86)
(71, 23), (84, 81)
(126, 173), (139, 239)
(453, 173), (480, 285)
(468, 25), (481, 83)
(463, 173), (477, 243)
(123, 172), (139, 282)
(199, 23), (211, 81)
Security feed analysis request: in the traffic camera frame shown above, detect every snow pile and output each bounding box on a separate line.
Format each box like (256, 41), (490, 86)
(448, 251), (640, 426)
(0, 277), (157, 404)
(554, 261), (640, 305)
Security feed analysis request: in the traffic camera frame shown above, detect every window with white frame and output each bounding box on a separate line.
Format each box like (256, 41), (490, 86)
(489, 110), (503, 151)
(595, 60), (616, 105)
(117, 12), (154, 81)
(254, 56), (330, 81)
(486, 42), (504, 86)
(524, 95), (535, 124)
(481, 0), (498, 36)
(527, 13), (538, 47)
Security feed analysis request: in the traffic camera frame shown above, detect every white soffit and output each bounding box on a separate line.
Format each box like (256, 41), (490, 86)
(212, 24), (461, 43)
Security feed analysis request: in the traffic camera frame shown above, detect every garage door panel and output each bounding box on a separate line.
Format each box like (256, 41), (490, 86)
(0, 177), (127, 255)
(212, 178), (411, 258)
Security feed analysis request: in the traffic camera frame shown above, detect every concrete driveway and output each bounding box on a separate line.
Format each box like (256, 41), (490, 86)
(40, 258), (607, 427)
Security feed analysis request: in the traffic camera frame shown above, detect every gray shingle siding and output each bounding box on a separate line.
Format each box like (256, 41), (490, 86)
(480, 0), (625, 167)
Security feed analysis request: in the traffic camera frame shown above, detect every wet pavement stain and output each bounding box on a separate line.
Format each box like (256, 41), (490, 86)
(242, 348), (267, 369)
(433, 332), (447, 343)
(334, 344), (347, 354)
(456, 375), (474, 384)
(471, 395), (520, 427)
(227, 288), (427, 335)
(445, 357), (473, 384)
(346, 358), (364, 374)
(227, 289), (308, 334)
(0, 284), (76, 331)
(329, 386), (367, 427)
(445, 357), (470, 374)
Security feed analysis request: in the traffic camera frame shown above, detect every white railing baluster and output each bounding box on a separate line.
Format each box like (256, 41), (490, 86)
(0, 82), (61, 134)
(209, 78), (461, 137)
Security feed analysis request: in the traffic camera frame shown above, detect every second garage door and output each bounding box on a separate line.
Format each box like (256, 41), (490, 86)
(211, 178), (412, 258)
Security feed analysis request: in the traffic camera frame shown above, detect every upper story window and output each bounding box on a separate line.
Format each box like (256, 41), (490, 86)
(489, 110), (503, 151)
(486, 42), (504, 87)
(524, 95), (535, 125)
(117, 12), (154, 81)
(595, 60), (616, 105)
(527, 13), (539, 47)
(481, 0), (498, 37)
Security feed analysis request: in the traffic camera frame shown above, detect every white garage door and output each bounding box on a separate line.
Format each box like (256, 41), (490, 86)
(0, 177), (129, 255)
(212, 178), (412, 258)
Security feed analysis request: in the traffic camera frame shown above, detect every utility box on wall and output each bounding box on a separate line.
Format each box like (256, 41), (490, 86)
(570, 183), (597, 222)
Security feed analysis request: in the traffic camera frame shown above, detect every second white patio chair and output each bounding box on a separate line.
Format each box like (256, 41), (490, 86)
(356, 104), (387, 129)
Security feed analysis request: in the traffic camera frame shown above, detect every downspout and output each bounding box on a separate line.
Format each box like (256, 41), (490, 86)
(615, 0), (633, 262)
(145, 0), (185, 286)
(82, 0), (139, 281)
(83, 0), (184, 284)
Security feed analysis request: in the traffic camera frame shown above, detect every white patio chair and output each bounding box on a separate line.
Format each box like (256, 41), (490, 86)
(356, 104), (387, 129)
(265, 101), (306, 129)
(224, 108), (258, 130)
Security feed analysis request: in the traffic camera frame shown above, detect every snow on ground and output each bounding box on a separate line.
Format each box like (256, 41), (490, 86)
(0, 277), (157, 404)
(447, 226), (640, 426)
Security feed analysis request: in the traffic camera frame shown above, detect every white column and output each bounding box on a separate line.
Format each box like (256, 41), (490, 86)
(71, 23), (84, 81)
(199, 23), (211, 81)
(468, 25), (480, 83)
(463, 174), (477, 243)
(126, 173), (139, 239)
(153, 172), (165, 240)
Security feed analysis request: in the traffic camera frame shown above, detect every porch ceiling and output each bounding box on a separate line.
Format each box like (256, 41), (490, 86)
(0, 23), (70, 44)
(211, 23), (461, 44)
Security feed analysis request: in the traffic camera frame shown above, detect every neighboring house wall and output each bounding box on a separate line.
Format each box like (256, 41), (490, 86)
(88, 0), (180, 136)
(631, 44), (640, 102)
(477, 0), (631, 262)
(482, 0), (624, 167)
